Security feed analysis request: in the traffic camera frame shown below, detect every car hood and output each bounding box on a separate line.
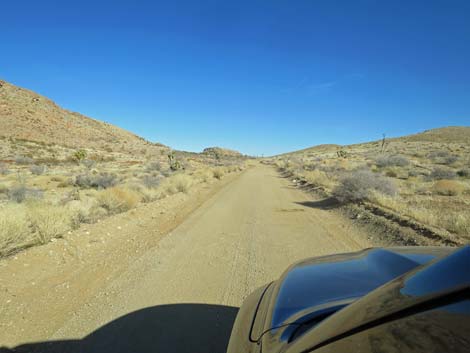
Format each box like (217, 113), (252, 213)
(267, 247), (452, 331)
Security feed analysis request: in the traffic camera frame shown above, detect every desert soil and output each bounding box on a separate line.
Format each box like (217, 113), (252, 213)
(1, 164), (376, 352)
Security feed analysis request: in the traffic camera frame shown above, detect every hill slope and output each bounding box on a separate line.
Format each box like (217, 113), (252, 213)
(0, 79), (164, 153)
(397, 126), (470, 145)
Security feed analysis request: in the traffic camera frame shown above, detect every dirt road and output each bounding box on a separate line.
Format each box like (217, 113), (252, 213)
(2, 164), (373, 352)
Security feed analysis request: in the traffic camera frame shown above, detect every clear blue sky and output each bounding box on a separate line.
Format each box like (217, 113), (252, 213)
(1, 1), (469, 156)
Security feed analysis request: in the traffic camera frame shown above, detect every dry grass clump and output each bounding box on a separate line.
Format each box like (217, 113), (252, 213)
(96, 187), (141, 214)
(27, 203), (73, 244)
(0, 202), (76, 256)
(432, 180), (465, 196)
(161, 174), (194, 194)
(212, 167), (225, 180)
(0, 205), (32, 257)
(193, 168), (215, 183)
(302, 170), (335, 189)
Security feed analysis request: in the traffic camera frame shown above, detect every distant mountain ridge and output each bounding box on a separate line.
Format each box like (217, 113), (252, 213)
(279, 126), (470, 157)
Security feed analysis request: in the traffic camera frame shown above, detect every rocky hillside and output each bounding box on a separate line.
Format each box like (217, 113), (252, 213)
(202, 147), (243, 158)
(0, 79), (165, 154)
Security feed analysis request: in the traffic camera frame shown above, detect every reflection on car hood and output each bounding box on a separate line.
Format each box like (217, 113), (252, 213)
(271, 247), (451, 328)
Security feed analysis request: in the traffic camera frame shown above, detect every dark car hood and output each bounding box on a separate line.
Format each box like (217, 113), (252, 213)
(267, 247), (452, 330)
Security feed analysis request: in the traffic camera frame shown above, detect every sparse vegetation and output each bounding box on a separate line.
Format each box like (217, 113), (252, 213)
(269, 127), (470, 239)
(0, 79), (248, 258)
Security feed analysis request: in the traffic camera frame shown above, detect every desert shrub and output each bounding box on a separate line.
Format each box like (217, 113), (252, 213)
(376, 155), (409, 167)
(457, 168), (470, 178)
(333, 170), (397, 203)
(408, 169), (419, 177)
(28, 203), (72, 244)
(141, 174), (161, 189)
(30, 164), (46, 175)
(0, 162), (9, 175)
(75, 173), (117, 189)
(96, 187), (141, 214)
(443, 155), (459, 165)
(72, 149), (87, 163)
(385, 170), (398, 178)
(8, 185), (42, 203)
(15, 156), (33, 165)
(432, 180), (465, 196)
(146, 161), (162, 172)
(212, 167), (225, 180)
(428, 150), (460, 165)
(429, 167), (456, 180)
(0, 205), (32, 257)
(82, 159), (96, 169)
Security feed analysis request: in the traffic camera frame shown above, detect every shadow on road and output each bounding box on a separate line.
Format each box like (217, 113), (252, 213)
(295, 197), (340, 210)
(1, 304), (238, 353)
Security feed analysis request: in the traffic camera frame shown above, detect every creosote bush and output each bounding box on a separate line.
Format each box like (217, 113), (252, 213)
(15, 156), (34, 165)
(429, 167), (456, 180)
(75, 173), (117, 189)
(333, 169), (397, 203)
(8, 185), (43, 203)
(375, 155), (409, 168)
